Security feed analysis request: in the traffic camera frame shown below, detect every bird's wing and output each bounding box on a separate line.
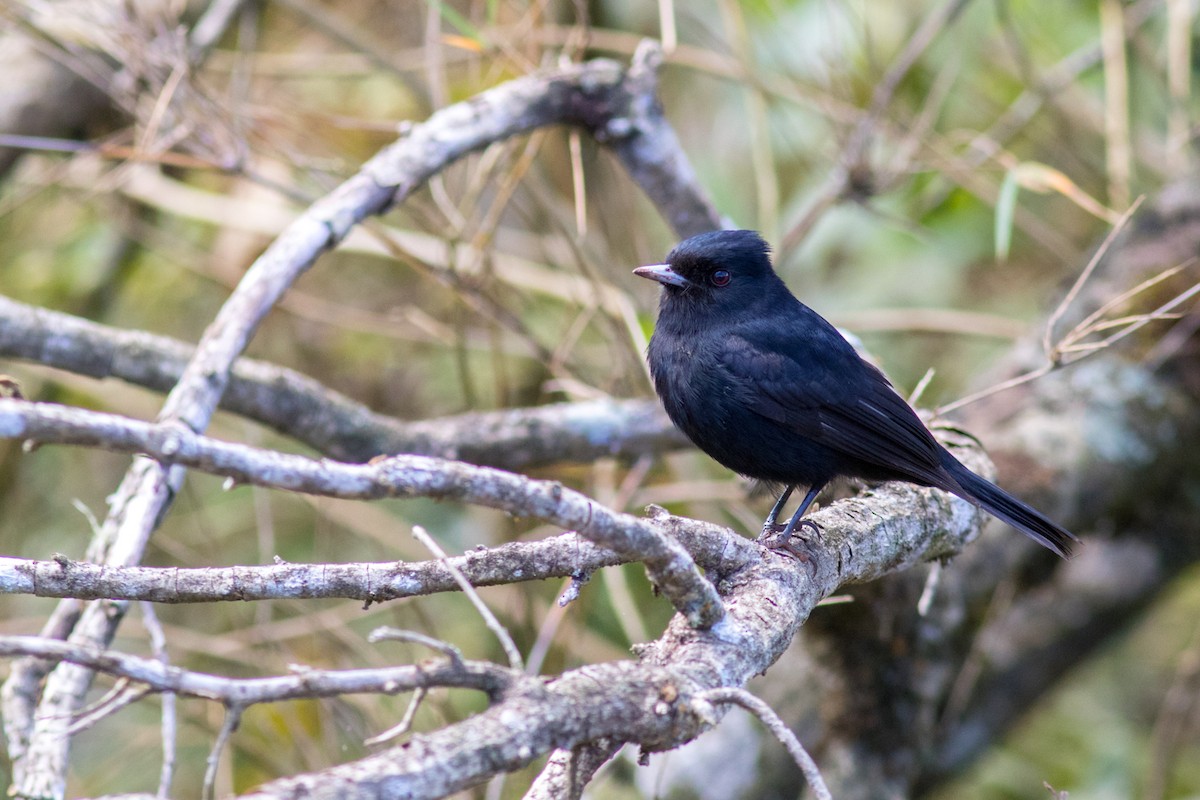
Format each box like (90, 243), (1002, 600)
(719, 333), (948, 485)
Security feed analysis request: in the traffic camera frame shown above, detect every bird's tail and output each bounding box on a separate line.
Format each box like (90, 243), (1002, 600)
(940, 453), (1078, 558)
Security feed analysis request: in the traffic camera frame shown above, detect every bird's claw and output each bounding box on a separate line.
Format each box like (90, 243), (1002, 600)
(758, 519), (821, 555)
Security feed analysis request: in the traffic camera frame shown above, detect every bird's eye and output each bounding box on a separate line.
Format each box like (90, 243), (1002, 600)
(711, 270), (731, 287)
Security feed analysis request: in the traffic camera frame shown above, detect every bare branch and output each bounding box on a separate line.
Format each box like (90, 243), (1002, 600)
(0, 394), (987, 593)
(0, 292), (685, 466)
(140, 602), (176, 800)
(230, 461), (991, 799)
(368, 629), (465, 670)
(0, 405), (1001, 800)
(0, 398), (724, 628)
(0, 521), (750, 605)
(203, 706), (241, 800)
(0, 636), (516, 703)
(0, 546), (615, 604)
(363, 686), (428, 747)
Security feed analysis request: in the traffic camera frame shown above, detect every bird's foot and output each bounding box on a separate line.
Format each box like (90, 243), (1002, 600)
(759, 519), (822, 556)
(758, 520), (786, 540)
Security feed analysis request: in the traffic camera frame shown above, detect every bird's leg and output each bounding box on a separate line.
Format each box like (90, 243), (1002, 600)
(759, 484), (795, 538)
(778, 483), (825, 544)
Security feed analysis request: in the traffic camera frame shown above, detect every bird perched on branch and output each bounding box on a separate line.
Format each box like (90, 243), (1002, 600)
(634, 229), (1077, 558)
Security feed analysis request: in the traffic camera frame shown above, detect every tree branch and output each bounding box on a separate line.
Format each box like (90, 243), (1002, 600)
(234, 460), (993, 800)
(0, 520), (751, 605)
(0, 419), (993, 800)
(0, 293), (685, 467)
(0, 398), (723, 628)
(0, 636), (515, 703)
(0, 410), (1005, 798)
(5, 42), (723, 800)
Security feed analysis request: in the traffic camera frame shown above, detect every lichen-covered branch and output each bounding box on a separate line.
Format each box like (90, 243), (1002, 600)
(0, 517), (754, 605)
(0, 398), (723, 629)
(0, 636), (515, 703)
(230, 458), (990, 799)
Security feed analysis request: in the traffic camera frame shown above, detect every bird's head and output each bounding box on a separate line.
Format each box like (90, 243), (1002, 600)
(634, 230), (781, 311)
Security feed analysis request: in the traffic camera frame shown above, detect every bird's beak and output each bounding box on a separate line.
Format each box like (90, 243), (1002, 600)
(633, 263), (691, 288)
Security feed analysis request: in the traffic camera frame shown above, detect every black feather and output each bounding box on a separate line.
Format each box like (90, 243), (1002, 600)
(636, 229), (1078, 557)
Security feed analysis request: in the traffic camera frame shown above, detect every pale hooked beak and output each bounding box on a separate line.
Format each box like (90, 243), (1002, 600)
(633, 263), (691, 288)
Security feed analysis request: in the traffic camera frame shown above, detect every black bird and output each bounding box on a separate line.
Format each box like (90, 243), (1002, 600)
(634, 229), (1077, 558)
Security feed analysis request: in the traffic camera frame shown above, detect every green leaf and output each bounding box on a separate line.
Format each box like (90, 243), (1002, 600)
(995, 168), (1019, 263)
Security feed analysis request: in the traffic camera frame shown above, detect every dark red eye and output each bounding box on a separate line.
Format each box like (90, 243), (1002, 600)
(711, 270), (731, 287)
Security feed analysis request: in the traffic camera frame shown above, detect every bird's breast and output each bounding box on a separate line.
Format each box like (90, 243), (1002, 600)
(648, 333), (747, 446)
(646, 326), (843, 485)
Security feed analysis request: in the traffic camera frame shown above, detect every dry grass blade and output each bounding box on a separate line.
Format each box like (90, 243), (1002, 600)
(941, 233), (1197, 416)
(657, 0), (677, 53)
(1056, 279), (1200, 359)
(1060, 262), (1192, 347)
(1100, 0), (1131, 210)
(1042, 196), (1144, 356)
(1167, 0), (1193, 171)
(939, 197), (1162, 414)
(569, 129), (587, 237)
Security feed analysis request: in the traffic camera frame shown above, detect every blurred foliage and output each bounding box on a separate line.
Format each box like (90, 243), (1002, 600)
(2, 0), (1200, 797)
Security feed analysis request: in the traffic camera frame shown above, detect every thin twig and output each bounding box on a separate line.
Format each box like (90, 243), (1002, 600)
(411, 526), (524, 671)
(1043, 197), (1144, 356)
(0, 636), (515, 702)
(203, 705), (242, 800)
(1065, 263), (1187, 342)
(939, 198), (1162, 416)
(702, 688), (832, 800)
(525, 583), (573, 677)
(141, 603), (177, 799)
(1059, 279), (1200, 357)
(368, 627), (465, 670)
(364, 687), (427, 746)
(917, 561), (943, 617)
(65, 680), (151, 735)
(935, 364), (1052, 417)
(0, 521), (752, 605)
(908, 368), (937, 406)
